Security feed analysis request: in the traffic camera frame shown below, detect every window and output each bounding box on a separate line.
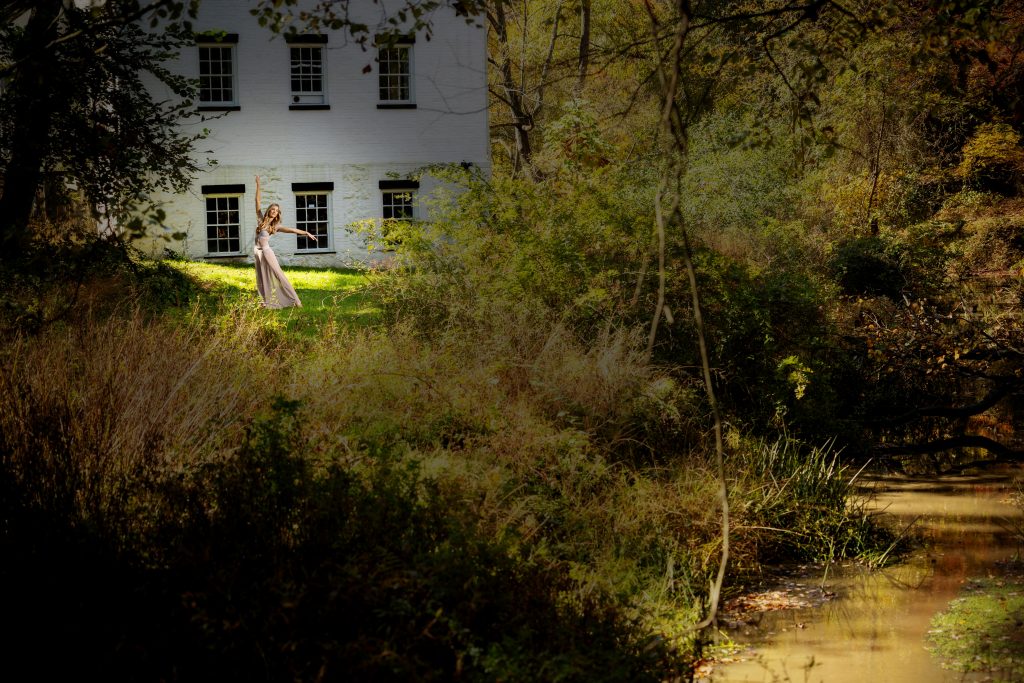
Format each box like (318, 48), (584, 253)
(293, 182), (333, 252)
(382, 188), (415, 220)
(204, 194), (241, 255)
(379, 180), (418, 249)
(197, 34), (239, 109)
(377, 38), (414, 107)
(286, 34), (328, 109)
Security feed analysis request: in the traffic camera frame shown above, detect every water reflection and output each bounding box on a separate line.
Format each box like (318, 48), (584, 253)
(712, 465), (1023, 683)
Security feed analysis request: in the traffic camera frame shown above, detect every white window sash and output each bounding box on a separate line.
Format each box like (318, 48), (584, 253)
(198, 43), (238, 106)
(378, 44), (413, 103)
(289, 45), (326, 105)
(293, 192), (332, 252)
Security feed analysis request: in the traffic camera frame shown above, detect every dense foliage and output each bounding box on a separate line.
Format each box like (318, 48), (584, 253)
(3, 0), (1023, 680)
(1, 294), (884, 680)
(463, 0), (1024, 459)
(2, 396), (679, 681)
(0, 1), (203, 251)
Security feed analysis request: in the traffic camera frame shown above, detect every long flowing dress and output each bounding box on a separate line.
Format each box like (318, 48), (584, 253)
(254, 226), (302, 308)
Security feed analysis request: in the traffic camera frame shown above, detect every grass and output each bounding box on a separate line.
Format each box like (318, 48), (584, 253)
(0, 251), (892, 680)
(927, 564), (1024, 682)
(171, 260), (380, 336)
(0, 306), (699, 679)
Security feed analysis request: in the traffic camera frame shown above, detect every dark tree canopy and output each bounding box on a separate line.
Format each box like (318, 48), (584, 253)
(0, 0), (203, 253)
(249, 0), (486, 42)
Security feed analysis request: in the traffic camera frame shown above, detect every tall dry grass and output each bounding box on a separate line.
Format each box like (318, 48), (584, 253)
(0, 307), (279, 523)
(1, 304), (705, 678)
(1, 298), (880, 678)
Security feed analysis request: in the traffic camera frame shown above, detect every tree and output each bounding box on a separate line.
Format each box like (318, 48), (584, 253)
(0, 0), (204, 256)
(250, 0), (483, 37)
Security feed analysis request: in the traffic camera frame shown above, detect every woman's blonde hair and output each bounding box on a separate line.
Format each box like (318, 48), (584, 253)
(257, 203), (282, 234)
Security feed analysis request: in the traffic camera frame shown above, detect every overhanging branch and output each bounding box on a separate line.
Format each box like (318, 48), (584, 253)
(874, 434), (1024, 460)
(867, 380), (1022, 427)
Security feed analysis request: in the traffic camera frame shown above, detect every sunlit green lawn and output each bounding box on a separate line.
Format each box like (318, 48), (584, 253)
(171, 261), (379, 336)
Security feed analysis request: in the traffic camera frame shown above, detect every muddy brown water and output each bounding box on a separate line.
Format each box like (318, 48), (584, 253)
(711, 465), (1024, 683)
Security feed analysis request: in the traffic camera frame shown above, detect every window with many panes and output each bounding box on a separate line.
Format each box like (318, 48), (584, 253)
(205, 195), (241, 255)
(198, 38), (238, 107)
(290, 46), (324, 104)
(379, 180), (418, 250)
(378, 43), (413, 104)
(382, 188), (416, 220)
(287, 34), (328, 107)
(294, 193), (331, 251)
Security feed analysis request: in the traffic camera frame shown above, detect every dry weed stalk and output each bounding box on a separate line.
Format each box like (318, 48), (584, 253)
(0, 308), (280, 513)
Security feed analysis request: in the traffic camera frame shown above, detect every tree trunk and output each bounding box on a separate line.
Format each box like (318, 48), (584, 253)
(489, 1), (535, 180)
(864, 104), (888, 235)
(0, 0), (63, 257)
(576, 0), (591, 95)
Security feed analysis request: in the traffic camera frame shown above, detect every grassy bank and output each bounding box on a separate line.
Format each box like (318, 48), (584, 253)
(927, 562), (1024, 682)
(0, 260), (885, 680)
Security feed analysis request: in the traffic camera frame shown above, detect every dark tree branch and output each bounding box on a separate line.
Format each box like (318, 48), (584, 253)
(874, 434), (1024, 461)
(690, 0), (830, 29)
(868, 381), (1022, 427)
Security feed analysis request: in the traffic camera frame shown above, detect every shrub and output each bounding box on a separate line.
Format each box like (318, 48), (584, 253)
(360, 164), (654, 337)
(956, 123), (1024, 194)
(937, 189), (1001, 220)
(960, 216), (1024, 273)
(818, 171), (887, 231)
(881, 172), (950, 229)
(0, 320), (689, 681)
(1, 232), (198, 333)
(657, 250), (835, 437)
(828, 236), (906, 298)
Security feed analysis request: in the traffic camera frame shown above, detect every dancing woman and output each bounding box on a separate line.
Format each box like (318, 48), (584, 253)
(253, 175), (317, 308)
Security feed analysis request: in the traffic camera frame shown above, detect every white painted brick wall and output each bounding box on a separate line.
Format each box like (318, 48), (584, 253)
(139, 0), (489, 267)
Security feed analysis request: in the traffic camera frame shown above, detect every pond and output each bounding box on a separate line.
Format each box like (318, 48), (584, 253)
(711, 465), (1024, 683)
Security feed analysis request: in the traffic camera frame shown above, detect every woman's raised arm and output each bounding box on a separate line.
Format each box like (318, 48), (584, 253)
(254, 175), (263, 219)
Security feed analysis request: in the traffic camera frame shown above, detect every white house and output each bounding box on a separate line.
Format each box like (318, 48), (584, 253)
(144, 0), (489, 266)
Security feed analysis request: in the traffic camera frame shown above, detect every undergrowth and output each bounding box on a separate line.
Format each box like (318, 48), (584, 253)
(0, 296), (886, 680)
(2, 230), (197, 333)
